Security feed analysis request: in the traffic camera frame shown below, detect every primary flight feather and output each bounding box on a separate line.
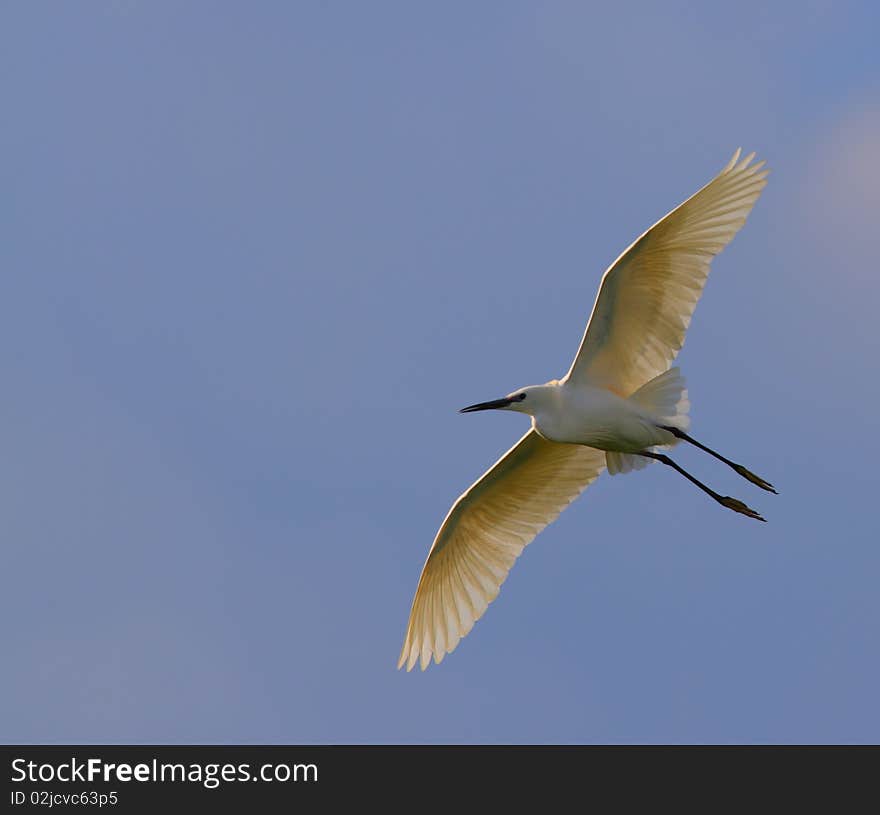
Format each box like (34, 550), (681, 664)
(400, 149), (773, 671)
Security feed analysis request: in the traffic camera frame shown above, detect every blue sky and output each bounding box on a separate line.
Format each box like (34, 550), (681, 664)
(2, 1), (879, 743)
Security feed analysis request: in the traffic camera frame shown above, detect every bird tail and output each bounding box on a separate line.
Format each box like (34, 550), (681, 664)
(605, 368), (690, 476)
(629, 366), (690, 430)
(606, 450), (652, 474)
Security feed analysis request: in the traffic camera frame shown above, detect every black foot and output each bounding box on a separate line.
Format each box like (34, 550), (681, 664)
(719, 495), (766, 522)
(732, 463), (777, 494)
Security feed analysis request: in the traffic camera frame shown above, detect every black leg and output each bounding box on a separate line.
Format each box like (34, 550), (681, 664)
(660, 426), (777, 494)
(640, 451), (766, 522)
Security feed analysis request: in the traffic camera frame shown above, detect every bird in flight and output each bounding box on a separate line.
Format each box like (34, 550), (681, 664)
(399, 149), (775, 671)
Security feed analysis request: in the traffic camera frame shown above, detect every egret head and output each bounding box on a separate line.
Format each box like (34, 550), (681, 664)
(459, 382), (557, 416)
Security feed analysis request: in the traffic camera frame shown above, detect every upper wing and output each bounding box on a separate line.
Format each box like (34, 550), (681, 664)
(399, 429), (606, 671)
(564, 149), (768, 395)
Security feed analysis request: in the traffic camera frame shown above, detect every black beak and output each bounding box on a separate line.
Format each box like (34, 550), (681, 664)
(459, 397), (513, 414)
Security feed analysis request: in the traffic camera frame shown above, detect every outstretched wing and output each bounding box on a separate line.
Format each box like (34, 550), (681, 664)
(399, 429), (606, 671)
(565, 149), (768, 396)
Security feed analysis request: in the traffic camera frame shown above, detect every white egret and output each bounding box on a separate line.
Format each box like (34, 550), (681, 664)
(399, 149), (774, 671)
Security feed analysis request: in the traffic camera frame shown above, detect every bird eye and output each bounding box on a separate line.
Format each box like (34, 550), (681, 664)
(518, 393), (527, 401)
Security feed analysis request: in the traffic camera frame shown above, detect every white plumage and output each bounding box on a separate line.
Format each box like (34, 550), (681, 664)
(400, 150), (771, 671)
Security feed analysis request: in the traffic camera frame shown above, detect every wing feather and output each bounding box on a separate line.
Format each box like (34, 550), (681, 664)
(399, 429), (606, 671)
(565, 149), (768, 395)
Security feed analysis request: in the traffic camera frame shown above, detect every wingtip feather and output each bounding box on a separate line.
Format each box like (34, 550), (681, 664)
(724, 147), (742, 172)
